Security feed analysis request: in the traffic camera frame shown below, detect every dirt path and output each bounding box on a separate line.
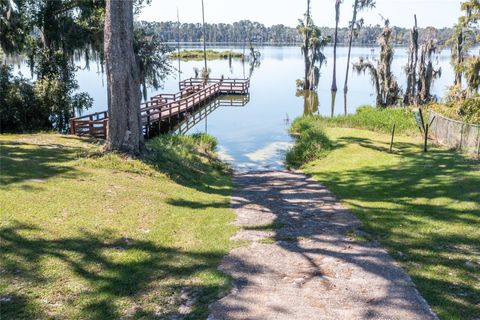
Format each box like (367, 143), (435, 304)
(208, 171), (437, 320)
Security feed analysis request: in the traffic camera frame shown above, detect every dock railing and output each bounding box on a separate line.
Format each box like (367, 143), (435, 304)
(179, 78), (250, 94)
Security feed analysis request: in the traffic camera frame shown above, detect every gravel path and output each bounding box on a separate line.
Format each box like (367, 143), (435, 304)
(208, 171), (437, 320)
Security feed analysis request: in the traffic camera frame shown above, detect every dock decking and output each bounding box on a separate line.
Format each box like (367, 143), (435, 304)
(69, 78), (250, 139)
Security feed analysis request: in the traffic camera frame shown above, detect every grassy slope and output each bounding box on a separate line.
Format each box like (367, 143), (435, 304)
(0, 134), (235, 319)
(301, 127), (479, 320)
(318, 106), (419, 135)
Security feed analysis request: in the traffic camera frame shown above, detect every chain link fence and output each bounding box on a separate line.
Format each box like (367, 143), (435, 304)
(428, 110), (480, 158)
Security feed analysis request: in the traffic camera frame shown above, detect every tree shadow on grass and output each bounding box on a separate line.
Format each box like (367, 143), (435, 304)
(305, 135), (480, 318)
(142, 136), (233, 198)
(166, 198), (231, 210)
(0, 222), (252, 320)
(0, 138), (89, 186)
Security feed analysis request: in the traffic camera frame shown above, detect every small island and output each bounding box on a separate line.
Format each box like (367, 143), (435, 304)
(169, 49), (244, 60)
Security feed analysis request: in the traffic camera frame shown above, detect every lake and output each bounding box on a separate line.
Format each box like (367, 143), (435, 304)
(11, 45), (463, 170)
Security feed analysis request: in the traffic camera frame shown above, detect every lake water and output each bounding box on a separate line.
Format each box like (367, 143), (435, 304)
(11, 45), (465, 170)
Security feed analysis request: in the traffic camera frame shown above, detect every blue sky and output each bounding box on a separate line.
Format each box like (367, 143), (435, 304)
(139, 0), (462, 28)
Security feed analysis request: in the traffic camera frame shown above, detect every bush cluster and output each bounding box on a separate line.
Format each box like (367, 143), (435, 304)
(286, 116), (333, 168)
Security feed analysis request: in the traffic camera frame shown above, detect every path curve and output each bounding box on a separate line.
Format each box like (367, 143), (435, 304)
(208, 171), (437, 320)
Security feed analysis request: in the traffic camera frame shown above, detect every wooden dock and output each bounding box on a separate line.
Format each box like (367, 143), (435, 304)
(69, 78), (250, 139)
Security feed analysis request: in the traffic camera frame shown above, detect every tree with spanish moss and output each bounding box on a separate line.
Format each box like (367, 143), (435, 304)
(297, 0), (329, 90)
(404, 15), (419, 105)
(448, 1), (480, 90)
(0, 0), (171, 135)
(353, 20), (400, 108)
(417, 39), (442, 104)
(404, 15), (442, 105)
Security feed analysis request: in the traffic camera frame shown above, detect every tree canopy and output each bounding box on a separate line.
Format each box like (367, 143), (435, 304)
(0, 0), (172, 133)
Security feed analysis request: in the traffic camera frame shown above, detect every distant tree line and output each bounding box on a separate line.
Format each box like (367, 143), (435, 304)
(142, 20), (470, 46)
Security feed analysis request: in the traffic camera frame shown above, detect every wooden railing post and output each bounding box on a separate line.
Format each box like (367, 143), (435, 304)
(69, 119), (76, 135)
(89, 115), (94, 136)
(103, 119), (108, 139)
(146, 110), (151, 139)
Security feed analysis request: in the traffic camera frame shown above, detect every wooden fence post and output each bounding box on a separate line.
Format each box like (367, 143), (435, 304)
(424, 123), (429, 153)
(389, 124), (396, 153)
(476, 126), (480, 159)
(459, 123), (464, 151)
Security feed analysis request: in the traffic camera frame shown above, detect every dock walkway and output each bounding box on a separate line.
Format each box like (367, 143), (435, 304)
(69, 78), (250, 139)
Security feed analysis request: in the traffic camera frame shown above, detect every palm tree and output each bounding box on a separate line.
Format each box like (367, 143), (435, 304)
(331, 0), (342, 116)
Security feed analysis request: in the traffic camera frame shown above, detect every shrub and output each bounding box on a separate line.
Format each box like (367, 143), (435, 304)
(0, 65), (51, 133)
(286, 116), (333, 168)
(0, 55), (93, 133)
(428, 95), (480, 124)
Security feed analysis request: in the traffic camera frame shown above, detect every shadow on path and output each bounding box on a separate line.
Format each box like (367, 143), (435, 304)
(208, 171), (439, 320)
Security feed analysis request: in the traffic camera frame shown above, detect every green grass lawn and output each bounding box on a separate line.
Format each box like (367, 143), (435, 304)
(0, 134), (236, 319)
(301, 127), (480, 320)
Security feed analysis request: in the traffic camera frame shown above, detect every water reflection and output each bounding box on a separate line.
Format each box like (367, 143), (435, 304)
(174, 95), (250, 135)
(296, 90), (319, 116)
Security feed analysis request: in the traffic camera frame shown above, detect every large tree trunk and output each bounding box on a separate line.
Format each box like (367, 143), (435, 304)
(104, 0), (143, 155)
(343, 0), (359, 115)
(404, 15), (419, 106)
(303, 46), (311, 90)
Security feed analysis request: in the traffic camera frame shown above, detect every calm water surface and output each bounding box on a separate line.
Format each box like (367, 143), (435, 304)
(12, 45), (463, 170)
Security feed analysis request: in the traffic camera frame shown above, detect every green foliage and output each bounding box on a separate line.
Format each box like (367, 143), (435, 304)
(460, 0), (480, 41)
(0, 58), (93, 133)
(319, 106), (418, 135)
(464, 55), (480, 93)
(0, 0), (103, 132)
(1, 2), (172, 133)
(449, 1), (480, 92)
(286, 116), (333, 168)
(35, 50), (93, 132)
(0, 65), (51, 133)
(134, 24), (174, 100)
(429, 95), (480, 124)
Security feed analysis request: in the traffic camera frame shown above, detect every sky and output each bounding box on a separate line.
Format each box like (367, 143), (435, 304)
(139, 0), (462, 28)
